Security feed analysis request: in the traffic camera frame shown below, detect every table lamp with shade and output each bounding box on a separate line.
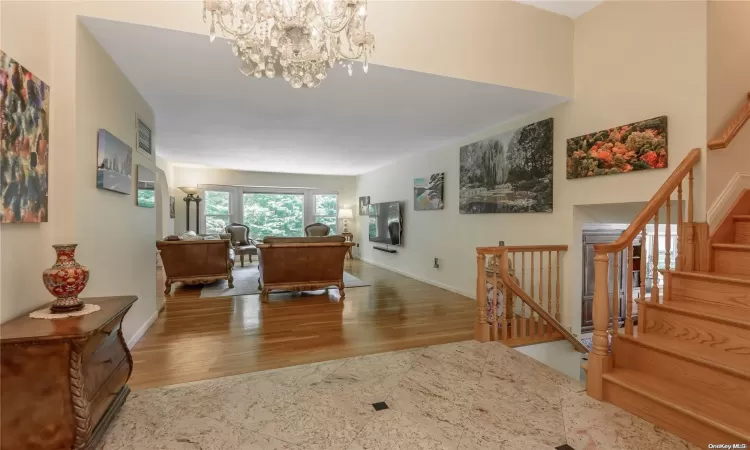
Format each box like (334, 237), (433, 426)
(338, 208), (354, 233)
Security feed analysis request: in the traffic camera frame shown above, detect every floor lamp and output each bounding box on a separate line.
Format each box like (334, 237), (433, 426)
(179, 187), (202, 232)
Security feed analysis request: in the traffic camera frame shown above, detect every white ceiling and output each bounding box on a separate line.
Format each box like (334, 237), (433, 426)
(82, 17), (567, 176)
(518, 1), (602, 18)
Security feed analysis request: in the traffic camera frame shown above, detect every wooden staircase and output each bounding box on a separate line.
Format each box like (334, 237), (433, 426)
(587, 149), (750, 447)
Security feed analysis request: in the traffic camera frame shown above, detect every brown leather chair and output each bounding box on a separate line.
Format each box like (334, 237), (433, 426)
(157, 239), (234, 294)
(256, 236), (354, 301)
(304, 222), (330, 237)
(225, 222), (257, 267)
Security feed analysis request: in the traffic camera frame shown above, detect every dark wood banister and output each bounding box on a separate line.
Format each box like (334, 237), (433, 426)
(708, 92), (750, 150)
(593, 148), (701, 254)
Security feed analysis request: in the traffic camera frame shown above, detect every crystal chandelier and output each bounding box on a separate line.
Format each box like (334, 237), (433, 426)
(203, 0), (375, 88)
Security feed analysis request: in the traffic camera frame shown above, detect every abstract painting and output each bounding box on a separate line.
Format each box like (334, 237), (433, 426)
(414, 173), (444, 211)
(358, 196), (370, 216)
(1, 51), (50, 223)
(459, 118), (553, 214)
(136, 165), (155, 208)
(97, 129), (132, 195)
(566, 116), (668, 179)
(169, 196), (176, 218)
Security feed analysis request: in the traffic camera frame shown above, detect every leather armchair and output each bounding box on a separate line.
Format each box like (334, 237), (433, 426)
(304, 222), (330, 237)
(225, 222), (258, 267)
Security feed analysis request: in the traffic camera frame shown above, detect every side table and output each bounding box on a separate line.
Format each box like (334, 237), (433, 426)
(341, 232), (354, 259)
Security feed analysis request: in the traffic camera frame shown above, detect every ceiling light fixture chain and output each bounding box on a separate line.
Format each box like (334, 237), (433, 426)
(203, 0), (375, 88)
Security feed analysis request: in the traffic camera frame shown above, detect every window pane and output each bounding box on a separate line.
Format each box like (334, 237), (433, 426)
(206, 215), (230, 234)
(315, 194), (337, 216)
(318, 216), (337, 234)
(205, 191), (230, 215)
(243, 193), (304, 239)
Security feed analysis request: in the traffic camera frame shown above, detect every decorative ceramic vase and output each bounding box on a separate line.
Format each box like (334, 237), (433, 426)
(42, 244), (89, 313)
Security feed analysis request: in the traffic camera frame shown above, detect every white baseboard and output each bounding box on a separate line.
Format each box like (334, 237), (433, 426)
(359, 257), (475, 300)
(127, 310), (158, 349)
(707, 172), (750, 230)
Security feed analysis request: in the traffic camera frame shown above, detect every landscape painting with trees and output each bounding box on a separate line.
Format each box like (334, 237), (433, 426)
(414, 172), (444, 211)
(566, 116), (668, 179)
(459, 118), (553, 214)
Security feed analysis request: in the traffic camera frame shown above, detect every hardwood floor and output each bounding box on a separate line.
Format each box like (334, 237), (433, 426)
(130, 259), (476, 389)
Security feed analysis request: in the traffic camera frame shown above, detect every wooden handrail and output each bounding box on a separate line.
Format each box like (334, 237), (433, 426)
(593, 148), (701, 253)
(476, 245), (568, 254)
(708, 92), (750, 150)
(499, 261), (588, 353)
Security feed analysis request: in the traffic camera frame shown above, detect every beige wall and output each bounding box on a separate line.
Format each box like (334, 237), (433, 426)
(358, 0), (708, 333)
(706, 0), (750, 207)
(1, 3), (159, 345)
(76, 0), (573, 97)
(171, 166), (358, 236)
(75, 24), (158, 342)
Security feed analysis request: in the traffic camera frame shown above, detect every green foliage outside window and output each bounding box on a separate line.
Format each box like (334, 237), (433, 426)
(243, 193), (304, 239)
(315, 194), (338, 234)
(205, 191), (231, 234)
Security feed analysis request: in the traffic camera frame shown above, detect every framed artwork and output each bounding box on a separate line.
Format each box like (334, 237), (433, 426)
(1, 51), (50, 223)
(566, 116), (668, 179)
(414, 173), (444, 211)
(169, 196), (176, 218)
(97, 129), (132, 195)
(459, 118), (553, 214)
(135, 113), (154, 160)
(358, 196), (370, 216)
(136, 165), (156, 208)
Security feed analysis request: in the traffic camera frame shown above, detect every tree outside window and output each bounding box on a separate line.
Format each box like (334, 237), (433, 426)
(314, 194), (338, 234)
(243, 193), (304, 239)
(204, 191), (231, 234)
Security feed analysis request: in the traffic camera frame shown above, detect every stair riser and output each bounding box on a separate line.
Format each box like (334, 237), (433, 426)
(714, 248), (750, 276)
(736, 221), (750, 245)
(670, 275), (750, 311)
(603, 378), (745, 448)
(612, 337), (750, 410)
(645, 307), (750, 370)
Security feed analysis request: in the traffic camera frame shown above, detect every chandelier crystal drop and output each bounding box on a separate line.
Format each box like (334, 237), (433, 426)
(203, 0), (375, 88)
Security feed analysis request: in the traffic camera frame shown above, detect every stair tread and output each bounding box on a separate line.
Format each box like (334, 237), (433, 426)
(604, 368), (750, 437)
(618, 333), (750, 379)
(733, 215), (750, 221)
(657, 299), (750, 328)
(670, 270), (750, 285)
(712, 242), (750, 250)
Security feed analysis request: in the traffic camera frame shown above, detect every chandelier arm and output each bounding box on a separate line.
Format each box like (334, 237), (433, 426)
(319, 7), (358, 33)
(215, 14), (259, 38)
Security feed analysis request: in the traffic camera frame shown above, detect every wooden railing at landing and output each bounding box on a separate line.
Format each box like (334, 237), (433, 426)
(586, 147), (702, 400)
(475, 245), (587, 353)
(708, 92), (750, 150)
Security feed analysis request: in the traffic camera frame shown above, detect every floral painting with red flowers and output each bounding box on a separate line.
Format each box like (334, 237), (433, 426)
(566, 116), (668, 179)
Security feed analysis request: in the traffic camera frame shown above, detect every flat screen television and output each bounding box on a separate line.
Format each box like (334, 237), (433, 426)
(368, 201), (402, 246)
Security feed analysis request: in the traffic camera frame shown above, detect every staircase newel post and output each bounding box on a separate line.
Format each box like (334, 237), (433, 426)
(587, 251), (613, 401)
(475, 252), (490, 342)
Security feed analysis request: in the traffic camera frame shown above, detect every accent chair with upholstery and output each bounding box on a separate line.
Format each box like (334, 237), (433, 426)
(157, 238), (234, 294)
(225, 222), (258, 267)
(304, 222), (330, 237)
(256, 235), (354, 301)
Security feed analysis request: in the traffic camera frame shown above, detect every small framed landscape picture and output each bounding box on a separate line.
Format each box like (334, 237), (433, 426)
(96, 129), (132, 195)
(136, 165), (156, 208)
(169, 196), (176, 218)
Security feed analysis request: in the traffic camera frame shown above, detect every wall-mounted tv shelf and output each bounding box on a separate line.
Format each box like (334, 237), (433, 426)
(373, 246), (397, 254)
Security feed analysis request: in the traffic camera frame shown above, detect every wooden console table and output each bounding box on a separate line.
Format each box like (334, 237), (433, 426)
(0, 296), (137, 450)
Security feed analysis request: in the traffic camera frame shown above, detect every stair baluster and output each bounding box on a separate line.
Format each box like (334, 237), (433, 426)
(521, 252), (527, 337)
(555, 251), (561, 321)
(652, 212), (660, 303)
(677, 183), (683, 270)
(626, 244), (634, 335)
